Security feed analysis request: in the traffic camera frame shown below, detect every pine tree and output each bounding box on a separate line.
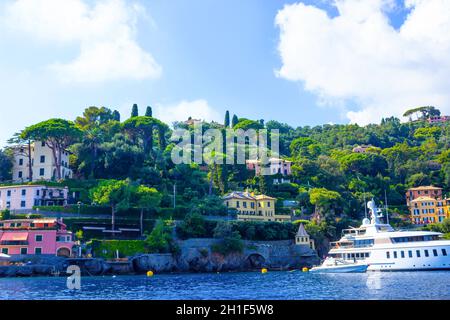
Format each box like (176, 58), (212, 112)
(131, 104), (139, 118)
(231, 114), (239, 128)
(224, 110), (230, 127)
(145, 106), (153, 117)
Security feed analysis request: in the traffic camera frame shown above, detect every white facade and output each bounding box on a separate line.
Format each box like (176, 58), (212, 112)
(0, 185), (69, 211)
(246, 158), (292, 184)
(12, 141), (72, 182)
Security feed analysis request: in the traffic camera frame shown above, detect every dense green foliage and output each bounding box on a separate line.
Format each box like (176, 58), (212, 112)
(0, 149), (12, 181)
(91, 239), (147, 259)
(145, 219), (178, 253)
(5, 104), (450, 244)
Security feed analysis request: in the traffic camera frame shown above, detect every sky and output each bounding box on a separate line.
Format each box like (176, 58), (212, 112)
(0, 0), (450, 147)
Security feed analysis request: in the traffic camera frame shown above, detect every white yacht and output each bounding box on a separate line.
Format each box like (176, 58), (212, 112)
(321, 200), (450, 272)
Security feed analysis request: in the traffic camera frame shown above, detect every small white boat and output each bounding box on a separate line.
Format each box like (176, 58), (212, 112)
(310, 257), (368, 273)
(0, 253), (10, 260)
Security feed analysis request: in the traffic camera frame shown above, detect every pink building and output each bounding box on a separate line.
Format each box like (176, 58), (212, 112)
(246, 158), (292, 176)
(0, 218), (74, 257)
(428, 116), (450, 124)
(0, 185), (69, 212)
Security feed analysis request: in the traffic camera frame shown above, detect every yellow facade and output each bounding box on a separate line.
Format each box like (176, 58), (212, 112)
(409, 196), (450, 224)
(223, 192), (291, 222)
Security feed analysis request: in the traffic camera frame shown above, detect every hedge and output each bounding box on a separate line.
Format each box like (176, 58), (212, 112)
(34, 205), (111, 215)
(91, 239), (148, 259)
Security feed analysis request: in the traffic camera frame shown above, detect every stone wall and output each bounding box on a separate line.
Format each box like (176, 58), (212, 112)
(131, 238), (319, 273)
(0, 239), (319, 277)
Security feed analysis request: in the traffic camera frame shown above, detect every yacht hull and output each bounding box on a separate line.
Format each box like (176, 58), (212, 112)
(310, 264), (368, 273)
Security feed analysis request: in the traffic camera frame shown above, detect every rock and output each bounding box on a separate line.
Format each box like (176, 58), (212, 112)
(132, 254), (176, 273)
(32, 265), (56, 275)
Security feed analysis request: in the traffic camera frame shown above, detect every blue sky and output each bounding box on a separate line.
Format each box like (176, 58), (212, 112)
(0, 0), (449, 148)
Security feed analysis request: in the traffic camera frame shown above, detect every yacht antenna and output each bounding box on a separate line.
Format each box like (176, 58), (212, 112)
(384, 189), (389, 225)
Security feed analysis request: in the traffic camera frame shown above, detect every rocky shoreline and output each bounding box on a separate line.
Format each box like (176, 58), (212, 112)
(0, 239), (319, 277)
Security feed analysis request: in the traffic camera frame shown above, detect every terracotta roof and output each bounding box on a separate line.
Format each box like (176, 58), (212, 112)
(408, 186), (442, 191)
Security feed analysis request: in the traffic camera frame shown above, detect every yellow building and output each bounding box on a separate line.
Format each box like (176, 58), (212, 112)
(409, 196), (450, 224)
(223, 191), (291, 222)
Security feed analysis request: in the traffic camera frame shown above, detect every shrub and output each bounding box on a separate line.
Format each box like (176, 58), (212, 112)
(211, 221), (244, 255)
(91, 239), (147, 259)
(176, 213), (217, 239)
(145, 220), (176, 254)
(8, 213), (42, 220)
(0, 209), (11, 220)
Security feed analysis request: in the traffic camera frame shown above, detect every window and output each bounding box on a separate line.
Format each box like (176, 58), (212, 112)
(41, 141), (46, 147)
(20, 248), (28, 255)
(18, 171), (23, 178)
(433, 249), (438, 257)
(442, 249), (447, 256)
(236, 201), (240, 208)
(267, 202), (271, 207)
(1, 248), (8, 254)
(36, 190), (40, 196)
(21, 189), (26, 196)
(6, 190), (11, 197)
(424, 250), (429, 257)
(416, 250), (421, 258)
(40, 155), (45, 163)
(243, 202), (247, 208)
(386, 252), (390, 259)
(35, 248), (42, 255)
(20, 201), (26, 208)
(35, 235), (43, 242)
(393, 251), (398, 259)
(401, 251), (405, 258)
(40, 168), (45, 176)
(408, 250), (413, 258)
(19, 158), (23, 166)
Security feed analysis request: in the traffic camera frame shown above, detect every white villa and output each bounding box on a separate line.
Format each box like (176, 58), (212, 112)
(246, 157), (292, 184)
(11, 141), (72, 182)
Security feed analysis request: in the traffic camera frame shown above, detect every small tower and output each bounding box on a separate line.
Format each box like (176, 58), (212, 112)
(295, 223), (315, 250)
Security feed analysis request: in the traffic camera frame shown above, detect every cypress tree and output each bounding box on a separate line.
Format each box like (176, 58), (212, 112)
(224, 110), (230, 127)
(112, 110), (121, 122)
(131, 104), (139, 118)
(145, 106), (153, 117)
(231, 114), (239, 128)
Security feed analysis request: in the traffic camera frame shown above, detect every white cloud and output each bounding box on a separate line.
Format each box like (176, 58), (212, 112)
(154, 100), (222, 126)
(3, 0), (161, 83)
(275, 0), (450, 125)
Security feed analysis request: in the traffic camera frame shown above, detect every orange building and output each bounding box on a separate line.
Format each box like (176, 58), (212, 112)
(407, 186), (449, 225)
(409, 196), (449, 224)
(406, 186), (442, 206)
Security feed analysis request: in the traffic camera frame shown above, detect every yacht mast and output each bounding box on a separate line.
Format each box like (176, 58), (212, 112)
(363, 190), (367, 219)
(384, 189), (389, 225)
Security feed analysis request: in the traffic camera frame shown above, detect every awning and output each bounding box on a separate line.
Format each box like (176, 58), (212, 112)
(0, 253), (10, 259)
(0, 232), (29, 241)
(32, 219), (56, 224)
